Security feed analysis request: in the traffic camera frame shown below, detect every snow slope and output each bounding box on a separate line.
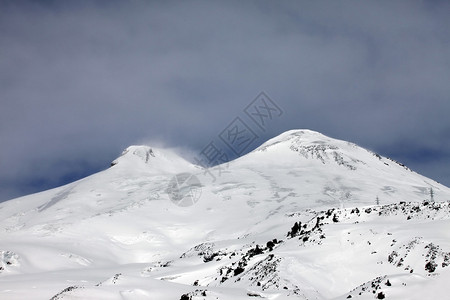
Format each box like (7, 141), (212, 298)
(0, 129), (449, 299)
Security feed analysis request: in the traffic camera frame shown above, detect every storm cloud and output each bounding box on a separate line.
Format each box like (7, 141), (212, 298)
(1, 0), (449, 202)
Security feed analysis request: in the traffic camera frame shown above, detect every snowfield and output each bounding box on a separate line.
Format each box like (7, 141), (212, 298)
(1, 130), (449, 299)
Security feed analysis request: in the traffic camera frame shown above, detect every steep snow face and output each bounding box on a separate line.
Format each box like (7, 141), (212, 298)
(0, 130), (449, 299)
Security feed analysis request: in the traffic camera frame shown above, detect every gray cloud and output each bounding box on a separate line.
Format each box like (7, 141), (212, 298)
(1, 0), (450, 201)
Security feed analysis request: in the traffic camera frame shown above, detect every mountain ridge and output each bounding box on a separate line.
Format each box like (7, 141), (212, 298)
(0, 129), (449, 299)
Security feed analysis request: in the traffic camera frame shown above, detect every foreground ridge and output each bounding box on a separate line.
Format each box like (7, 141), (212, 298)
(1, 200), (449, 299)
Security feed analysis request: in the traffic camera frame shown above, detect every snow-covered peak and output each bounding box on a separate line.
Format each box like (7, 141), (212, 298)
(110, 145), (196, 174)
(224, 129), (449, 210)
(258, 129), (326, 145)
(254, 129), (352, 153)
(111, 145), (158, 166)
(243, 129), (400, 171)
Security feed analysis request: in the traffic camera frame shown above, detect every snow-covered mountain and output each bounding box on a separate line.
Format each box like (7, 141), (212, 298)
(1, 129), (449, 299)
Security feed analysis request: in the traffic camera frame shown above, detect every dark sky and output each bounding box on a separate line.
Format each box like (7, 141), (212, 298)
(1, 0), (449, 202)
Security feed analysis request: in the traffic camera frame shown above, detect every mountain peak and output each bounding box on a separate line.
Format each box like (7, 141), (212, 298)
(254, 129), (329, 150)
(111, 145), (156, 165)
(250, 129), (354, 162)
(110, 145), (195, 174)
